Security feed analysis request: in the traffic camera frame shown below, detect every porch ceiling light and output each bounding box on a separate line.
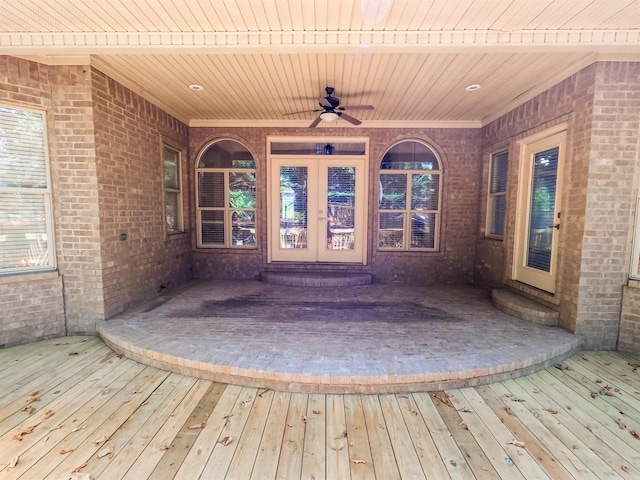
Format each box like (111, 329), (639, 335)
(189, 84), (204, 91)
(320, 111), (339, 122)
(465, 84), (481, 92)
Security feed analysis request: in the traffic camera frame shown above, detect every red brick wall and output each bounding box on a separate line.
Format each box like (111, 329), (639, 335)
(189, 126), (481, 284)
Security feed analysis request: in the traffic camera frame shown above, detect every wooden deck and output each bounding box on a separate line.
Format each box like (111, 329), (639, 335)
(1, 337), (639, 479)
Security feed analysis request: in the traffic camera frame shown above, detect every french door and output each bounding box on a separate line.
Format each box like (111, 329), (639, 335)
(513, 129), (566, 293)
(269, 153), (367, 264)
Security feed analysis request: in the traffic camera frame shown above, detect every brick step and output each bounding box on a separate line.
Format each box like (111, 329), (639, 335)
(261, 271), (372, 287)
(492, 289), (559, 326)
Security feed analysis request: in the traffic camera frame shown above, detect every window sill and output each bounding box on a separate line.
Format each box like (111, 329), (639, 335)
(0, 269), (59, 285)
(627, 278), (640, 289)
(166, 231), (189, 241)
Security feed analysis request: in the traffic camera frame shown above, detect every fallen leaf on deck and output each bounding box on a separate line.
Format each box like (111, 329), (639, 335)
(352, 459), (366, 464)
(432, 393), (453, 407)
(69, 352), (79, 356)
(14, 425), (37, 440)
(71, 425), (86, 433)
(554, 364), (570, 370)
(532, 389), (540, 394)
(507, 439), (526, 448)
(258, 388), (271, 397)
(71, 462), (88, 473)
(544, 408), (558, 414)
(622, 465), (630, 472)
(94, 435), (109, 445)
(160, 444), (173, 451)
(630, 430), (640, 440)
(7, 455), (19, 469)
(458, 421), (468, 430)
(45, 410), (55, 419)
(60, 448), (75, 454)
(302, 416), (308, 423)
(460, 407), (471, 413)
(223, 414), (234, 419)
(313, 410), (321, 414)
(97, 446), (114, 458)
(335, 430), (347, 439)
(218, 436), (233, 446)
(615, 418), (626, 429)
(595, 379), (602, 384)
(22, 406), (36, 414)
(188, 422), (206, 430)
(28, 390), (42, 397)
(512, 398), (526, 402)
(590, 392), (597, 398)
(51, 424), (64, 431)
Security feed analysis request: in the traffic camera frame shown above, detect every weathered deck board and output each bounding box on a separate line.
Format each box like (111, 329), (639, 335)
(0, 337), (639, 479)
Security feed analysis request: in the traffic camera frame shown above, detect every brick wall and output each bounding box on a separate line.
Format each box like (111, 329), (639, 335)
(49, 65), (105, 333)
(478, 62), (640, 349)
(621, 285), (640, 354)
(91, 68), (192, 318)
(189, 126), (481, 284)
(589, 63), (640, 351)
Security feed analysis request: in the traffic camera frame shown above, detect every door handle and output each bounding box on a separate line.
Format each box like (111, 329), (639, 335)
(548, 224), (560, 230)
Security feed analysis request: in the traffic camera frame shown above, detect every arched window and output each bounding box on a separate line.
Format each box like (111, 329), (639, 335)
(196, 139), (256, 248)
(378, 140), (442, 251)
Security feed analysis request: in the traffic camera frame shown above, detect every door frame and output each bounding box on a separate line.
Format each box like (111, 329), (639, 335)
(266, 136), (369, 264)
(513, 125), (567, 293)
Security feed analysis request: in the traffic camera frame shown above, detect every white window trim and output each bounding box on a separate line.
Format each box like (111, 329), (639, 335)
(377, 141), (442, 252)
(195, 140), (257, 249)
(163, 145), (184, 235)
(0, 104), (55, 275)
(485, 149), (509, 239)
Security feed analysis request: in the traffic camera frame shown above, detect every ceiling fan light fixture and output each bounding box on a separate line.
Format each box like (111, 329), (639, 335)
(320, 111), (339, 122)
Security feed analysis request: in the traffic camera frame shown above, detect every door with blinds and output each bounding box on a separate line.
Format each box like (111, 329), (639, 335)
(513, 129), (566, 293)
(269, 138), (368, 264)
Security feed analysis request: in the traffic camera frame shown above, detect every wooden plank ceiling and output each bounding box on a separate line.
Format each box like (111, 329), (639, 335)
(1, 0), (639, 126)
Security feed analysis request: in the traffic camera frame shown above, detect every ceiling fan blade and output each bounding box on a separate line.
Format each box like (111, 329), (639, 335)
(319, 97), (332, 108)
(309, 115), (322, 128)
(283, 108), (322, 116)
(339, 112), (362, 125)
(342, 105), (374, 111)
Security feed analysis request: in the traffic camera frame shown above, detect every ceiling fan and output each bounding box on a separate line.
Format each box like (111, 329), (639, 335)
(284, 86), (374, 128)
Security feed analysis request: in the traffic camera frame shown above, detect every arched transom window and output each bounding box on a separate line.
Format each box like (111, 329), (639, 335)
(378, 140), (442, 251)
(196, 139), (256, 248)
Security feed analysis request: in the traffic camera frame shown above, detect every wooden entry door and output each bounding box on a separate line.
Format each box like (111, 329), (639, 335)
(270, 156), (367, 263)
(513, 129), (566, 293)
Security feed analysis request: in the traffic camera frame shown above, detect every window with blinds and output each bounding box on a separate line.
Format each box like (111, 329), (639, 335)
(487, 150), (508, 238)
(164, 146), (183, 234)
(378, 141), (441, 251)
(0, 105), (54, 274)
(196, 140), (257, 248)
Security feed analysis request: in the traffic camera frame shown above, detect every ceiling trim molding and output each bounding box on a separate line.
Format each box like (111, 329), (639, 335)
(2, 29), (640, 54)
(188, 119), (482, 129)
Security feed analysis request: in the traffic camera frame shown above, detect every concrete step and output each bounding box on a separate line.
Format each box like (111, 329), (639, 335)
(492, 288), (559, 326)
(261, 271), (372, 287)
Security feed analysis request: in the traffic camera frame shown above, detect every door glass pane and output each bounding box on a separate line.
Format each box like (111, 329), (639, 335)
(527, 147), (558, 272)
(280, 166), (307, 249)
(327, 167), (355, 250)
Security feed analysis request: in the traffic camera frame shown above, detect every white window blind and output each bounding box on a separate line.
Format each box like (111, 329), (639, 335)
(0, 106), (54, 273)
